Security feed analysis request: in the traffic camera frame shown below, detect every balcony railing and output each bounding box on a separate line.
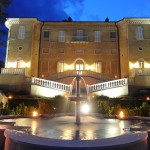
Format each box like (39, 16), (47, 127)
(1, 68), (25, 75)
(130, 68), (150, 77)
(135, 68), (150, 76)
(48, 70), (115, 81)
(71, 36), (88, 42)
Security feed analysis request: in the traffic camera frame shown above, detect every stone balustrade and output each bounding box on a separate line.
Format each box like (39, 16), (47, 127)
(135, 68), (150, 75)
(50, 70), (114, 81)
(31, 77), (72, 93)
(1, 68), (25, 75)
(87, 78), (128, 93)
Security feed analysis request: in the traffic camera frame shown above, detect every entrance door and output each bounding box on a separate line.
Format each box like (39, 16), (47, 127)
(75, 60), (84, 75)
(76, 64), (83, 70)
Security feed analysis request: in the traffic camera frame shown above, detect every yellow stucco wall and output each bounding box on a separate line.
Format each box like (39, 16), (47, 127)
(0, 75), (29, 93)
(134, 76), (150, 87)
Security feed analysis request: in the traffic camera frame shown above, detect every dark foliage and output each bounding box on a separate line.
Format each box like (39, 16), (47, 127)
(0, 0), (12, 49)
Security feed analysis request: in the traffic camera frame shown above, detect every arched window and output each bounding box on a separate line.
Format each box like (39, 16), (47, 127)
(136, 26), (143, 40)
(75, 60), (84, 70)
(138, 58), (144, 68)
(16, 57), (23, 68)
(18, 26), (26, 39)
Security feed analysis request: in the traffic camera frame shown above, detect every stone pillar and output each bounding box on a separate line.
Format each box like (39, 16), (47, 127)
(76, 76), (81, 124)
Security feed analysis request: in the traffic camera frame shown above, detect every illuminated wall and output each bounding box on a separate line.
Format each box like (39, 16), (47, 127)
(93, 86), (128, 98)
(31, 85), (66, 97)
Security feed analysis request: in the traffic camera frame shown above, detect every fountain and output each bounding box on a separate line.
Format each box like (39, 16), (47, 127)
(1, 75), (149, 150)
(69, 76), (88, 124)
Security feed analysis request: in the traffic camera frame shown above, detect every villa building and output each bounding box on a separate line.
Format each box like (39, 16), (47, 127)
(1, 18), (150, 97)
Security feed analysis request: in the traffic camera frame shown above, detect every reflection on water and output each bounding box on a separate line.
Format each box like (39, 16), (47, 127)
(119, 121), (125, 134)
(1, 116), (142, 140)
(31, 120), (38, 135)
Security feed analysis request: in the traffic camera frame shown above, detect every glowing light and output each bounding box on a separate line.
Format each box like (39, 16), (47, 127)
(65, 65), (73, 70)
(8, 96), (12, 99)
(120, 111), (124, 118)
(42, 74), (44, 78)
(22, 62), (30, 68)
(146, 97), (150, 100)
(129, 62), (139, 69)
(33, 111), (38, 117)
(86, 65), (94, 70)
(7, 62), (17, 68)
(92, 95), (95, 98)
(146, 63), (150, 68)
(81, 104), (90, 113)
(115, 75), (117, 78)
(94, 84), (128, 98)
(53, 107), (56, 110)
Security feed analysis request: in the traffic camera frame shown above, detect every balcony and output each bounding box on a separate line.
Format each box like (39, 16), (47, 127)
(130, 68), (150, 77)
(71, 36), (88, 42)
(1, 68), (25, 75)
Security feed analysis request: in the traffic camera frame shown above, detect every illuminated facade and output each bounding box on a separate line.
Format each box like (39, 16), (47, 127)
(4, 18), (150, 79)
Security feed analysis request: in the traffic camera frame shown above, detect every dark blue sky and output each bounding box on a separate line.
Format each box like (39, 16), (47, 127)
(1, 0), (150, 62)
(7, 0), (150, 21)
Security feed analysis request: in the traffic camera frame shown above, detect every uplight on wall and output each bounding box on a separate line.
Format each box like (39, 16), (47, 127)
(65, 65), (73, 70)
(146, 63), (150, 68)
(7, 62), (17, 68)
(86, 65), (94, 70)
(22, 62), (30, 68)
(129, 62), (139, 69)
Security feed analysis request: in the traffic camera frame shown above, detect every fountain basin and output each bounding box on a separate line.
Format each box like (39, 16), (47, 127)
(4, 129), (148, 150)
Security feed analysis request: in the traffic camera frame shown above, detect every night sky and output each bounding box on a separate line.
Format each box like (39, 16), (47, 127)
(1, 0), (150, 62)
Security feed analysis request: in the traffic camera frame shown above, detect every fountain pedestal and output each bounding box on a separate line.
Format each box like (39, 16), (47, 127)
(69, 76), (87, 124)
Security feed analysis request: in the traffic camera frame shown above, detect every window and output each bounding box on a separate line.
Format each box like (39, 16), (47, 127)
(16, 57), (23, 68)
(75, 49), (84, 53)
(95, 61), (102, 73)
(18, 26), (25, 39)
(136, 26), (143, 40)
(95, 49), (102, 54)
(18, 46), (23, 51)
(42, 48), (49, 54)
(57, 61), (64, 72)
(77, 29), (83, 41)
(57, 48), (65, 54)
(43, 31), (50, 40)
(58, 31), (65, 42)
(139, 60), (144, 68)
(111, 49), (118, 54)
(94, 31), (101, 42)
(138, 47), (143, 51)
(110, 32), (116, 38)
(75, 60), (84, 70)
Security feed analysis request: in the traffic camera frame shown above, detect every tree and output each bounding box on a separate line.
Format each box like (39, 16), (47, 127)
(0, 0), (12, 49)
(63, 16), (73, 22)
(68, 16), (72, 22)
(105, 17), (109, 22)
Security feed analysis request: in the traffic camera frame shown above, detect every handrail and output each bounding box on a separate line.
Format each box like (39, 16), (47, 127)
(48, 70), (115, 82)
(87, 78), (128, 93)
(31, 77), (72, 93)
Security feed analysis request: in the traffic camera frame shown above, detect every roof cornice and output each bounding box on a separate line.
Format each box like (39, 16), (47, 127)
(5, 18), (39, 28)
